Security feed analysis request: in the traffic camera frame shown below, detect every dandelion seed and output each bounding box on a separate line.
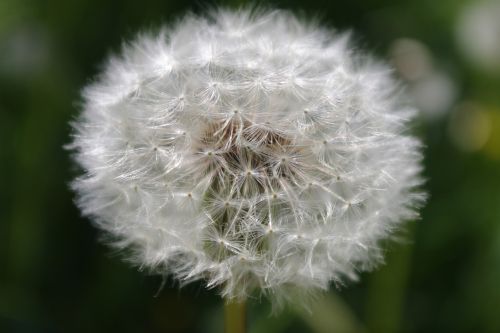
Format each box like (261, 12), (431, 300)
(69, 8), (425, 306)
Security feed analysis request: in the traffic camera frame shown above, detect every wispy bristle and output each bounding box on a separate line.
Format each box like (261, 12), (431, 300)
(70, 7), (425, 307)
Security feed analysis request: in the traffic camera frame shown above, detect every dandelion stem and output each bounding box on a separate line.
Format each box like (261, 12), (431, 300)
(224, 300), (246, 333)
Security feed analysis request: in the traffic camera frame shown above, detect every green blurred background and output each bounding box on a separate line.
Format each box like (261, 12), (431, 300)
(2, 0), (500, 332)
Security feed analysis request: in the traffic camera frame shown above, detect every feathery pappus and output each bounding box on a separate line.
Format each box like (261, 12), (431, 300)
(69, 8), (425, 306)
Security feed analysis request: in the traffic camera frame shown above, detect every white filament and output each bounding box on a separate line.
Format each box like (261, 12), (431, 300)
(70, 8), (425, 305)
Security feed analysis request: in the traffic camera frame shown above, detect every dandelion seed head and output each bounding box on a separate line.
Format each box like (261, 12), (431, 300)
(70, 8), (425, 305)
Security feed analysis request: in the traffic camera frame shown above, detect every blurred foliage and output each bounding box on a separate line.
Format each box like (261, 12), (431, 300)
(1, 0), (500, 332)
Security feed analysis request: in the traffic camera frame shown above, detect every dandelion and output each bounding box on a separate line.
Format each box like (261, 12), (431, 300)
(69, 7), (425, 329)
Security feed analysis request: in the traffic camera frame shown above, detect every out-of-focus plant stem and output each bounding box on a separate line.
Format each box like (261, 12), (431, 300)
(225, 300), (246, 333)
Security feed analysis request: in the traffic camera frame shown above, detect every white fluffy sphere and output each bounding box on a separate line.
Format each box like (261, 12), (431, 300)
(70, 9), (425, 303)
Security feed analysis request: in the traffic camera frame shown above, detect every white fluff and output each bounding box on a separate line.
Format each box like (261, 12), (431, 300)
(70, 8), (425, 304)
